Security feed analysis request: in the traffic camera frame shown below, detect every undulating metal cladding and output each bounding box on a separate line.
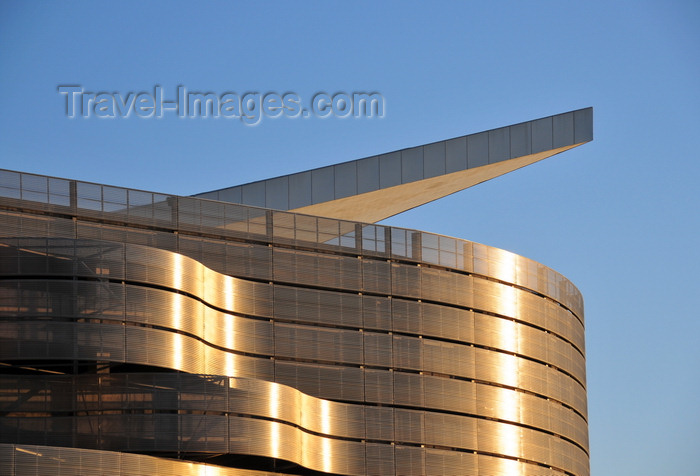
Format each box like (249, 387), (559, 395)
(0, 444), (290, 476)
(0, 109), (591, 475)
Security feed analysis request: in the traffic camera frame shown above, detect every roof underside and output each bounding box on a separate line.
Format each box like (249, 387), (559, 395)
(194, 108), (592, 223)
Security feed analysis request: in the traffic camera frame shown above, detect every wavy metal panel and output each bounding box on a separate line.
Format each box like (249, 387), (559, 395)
(394, 445), (425, 476)
(0, 164), (589, 475)
(421, 302), (474, 343)
(425, 448), (479, 475)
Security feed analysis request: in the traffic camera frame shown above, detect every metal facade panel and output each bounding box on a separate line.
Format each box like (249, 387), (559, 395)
(241, 181), (266, 207)
(363, 369), (393, 404)
(532, 116), (553, 154)
(391, 263), (421, 298)
(356, 156), (380, 193)
(488, 126), (511, 163)
(0, 173), (585, 319)
(1, 143), (590, 475)
(333, 161), (357, 199)
(575, 107), (594, 143)
(510, 121), (532, 158)
(445, 136), (467, 173)
(311, 166), (335, 204)
(423, 141), (446, 178)
(393, 371), (424, 406)
(219, 185), (242, 204)
(394, 409), (424, 444)
(363, 332), (393, 367)
(424, 412), (477, 449)
(365, 406), (394, 441)
(467, 131), (489, 168)
(425, 448), (478, 475)
(265, 176), (289, 210)
(379, 151), (401, 188)
(422, 339), (475, 378)
(362, 295), (392, 331)
(391, 299), (422, 334)
(392, 335), (423, 371)
(421, 302), (474, 342)
(400, 146), (424, 183)
(553, 111), (575, 148)
(365, 442), (395, 475)
(394, 446), (425, 476)
(361, 259), (391, 294)
(288, 171), (312, 209)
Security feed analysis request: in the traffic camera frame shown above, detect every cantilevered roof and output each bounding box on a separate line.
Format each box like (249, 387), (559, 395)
(194, 108), (592, 223)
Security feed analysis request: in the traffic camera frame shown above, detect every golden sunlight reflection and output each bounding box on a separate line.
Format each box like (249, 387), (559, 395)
(172, 332), (183, 371)
(173, 253), (183, 290)
(171, 292), (183, 370)
(496, 281), (517, 319)
(269, 384), (280, 458)
(493, 250), (517, 317)
(320, 399), (331, 434)
(224, 276), (235, 311)
(320, 399), (332, 472)
(495, 289), (518, 390)
(196, 462), (215, 476)
(497, 387), (519, 423)
(224, 278), (236, 376)
(495, 321), (519, 458)
(321, 437), (331, 473)
(270, 422), (280, 460)
(492, 251), (521, 463)
(224, 344), (236, 377)
(493, 248), (517, 283)
(269, 382), (280, 419)
(171, 253), (184, 369)
(498, 456), (520, 474)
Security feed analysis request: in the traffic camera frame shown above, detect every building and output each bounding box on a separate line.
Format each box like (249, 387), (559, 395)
(0, 108), (592, 475)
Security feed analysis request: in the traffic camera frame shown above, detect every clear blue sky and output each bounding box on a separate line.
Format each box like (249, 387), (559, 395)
(1, 1), (699, 474)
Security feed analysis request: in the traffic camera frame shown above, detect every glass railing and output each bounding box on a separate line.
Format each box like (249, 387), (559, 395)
(0, 168), (583, 318)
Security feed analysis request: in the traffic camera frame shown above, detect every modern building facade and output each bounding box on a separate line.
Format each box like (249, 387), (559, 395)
(0, 108), (592, 475)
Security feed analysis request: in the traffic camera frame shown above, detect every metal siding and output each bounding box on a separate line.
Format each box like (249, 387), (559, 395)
(488, 126), (511, 163)
(553, 111), (575, 148)
(445, 136), (468, 173)
(265, 176), (289, 210)
(0, 162), (589, 475)
(333, 161), (357, 199)
(311, 166), (335, 204)
(423, 141), (446, 178)
(356, 156), (380, 193)
(379, 151), (401, 188)
(532, 116), (554, 154)
(574, 107), (594, 143)
(510, 121), (532, 158)
(401, 146), (424, 183)
(288, 171), (312, 209)
(467, 131), (489, 168)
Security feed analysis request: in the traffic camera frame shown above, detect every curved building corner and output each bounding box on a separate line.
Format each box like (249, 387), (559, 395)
(0, 108), (591, 475)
